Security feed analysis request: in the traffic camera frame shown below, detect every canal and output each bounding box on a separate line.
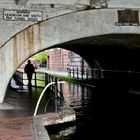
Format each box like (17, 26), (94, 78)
(46, 80), (140, 139)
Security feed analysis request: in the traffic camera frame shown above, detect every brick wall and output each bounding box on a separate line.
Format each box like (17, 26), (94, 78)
(47, 48), (90, 71)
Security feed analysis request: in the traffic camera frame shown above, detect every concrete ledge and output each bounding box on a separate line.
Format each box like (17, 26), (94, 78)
(33, 104), (76, 139)
(42, 105), (76, 126)
(33, 117), (50, 140)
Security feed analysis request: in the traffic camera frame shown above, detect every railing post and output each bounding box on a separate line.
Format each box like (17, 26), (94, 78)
(48, 75), (50, 83)
(45, 73), (48, 87)
(34, 72), (37, 88)
(49, 75), (52, 94)
(81, 68), (84, 79)
(59, 80), (63, 98)
(91, 69), (93, 80)
(69, 68), (71, 77)
(55, 78), (58, 112)
(50, 76), (52, 92)
(73, 68), (74, 78)
(77, 68), (78, 78)
(86, 68), (89, 80)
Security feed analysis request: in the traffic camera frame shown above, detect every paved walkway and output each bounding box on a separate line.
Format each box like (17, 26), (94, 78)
(36, 68), (69, 76)
(36, 68), (92, 80)
(0, 117), (36, 140)
(0, 76), (74, 140)
(0, 69), (76, 140)
(0, 86), (48, 140)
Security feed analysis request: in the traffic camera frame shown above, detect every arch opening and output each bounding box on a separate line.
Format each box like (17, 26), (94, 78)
(2, 32), (140, 118)
(4, 48), (91, 117)
(4, 33), (140, 100)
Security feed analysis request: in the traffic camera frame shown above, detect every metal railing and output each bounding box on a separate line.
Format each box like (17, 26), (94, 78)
(67, 67), (104, 80)
(15, 70), (48, 88)
(15, 68), (140, 88)
(14, 68), (104, 88)
(34, 81), (66, 116)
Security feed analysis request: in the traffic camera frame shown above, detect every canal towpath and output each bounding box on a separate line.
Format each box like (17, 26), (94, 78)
(0, 85), (50, 140)
(0, 69), (75, 140)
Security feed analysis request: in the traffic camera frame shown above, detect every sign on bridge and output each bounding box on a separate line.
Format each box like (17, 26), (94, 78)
(115, 9), (139, 26)
(3, 9), (43, 22)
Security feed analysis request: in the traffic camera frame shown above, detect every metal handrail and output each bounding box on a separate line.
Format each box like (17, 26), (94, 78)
(34, 81), (65, 116)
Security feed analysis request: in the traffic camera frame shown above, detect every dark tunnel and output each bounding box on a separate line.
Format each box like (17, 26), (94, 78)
(56, 34), (140, 71)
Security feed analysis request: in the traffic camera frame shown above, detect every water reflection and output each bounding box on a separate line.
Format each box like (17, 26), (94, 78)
(48, 124), (76, 140)
(47, 81), (140, 139)
(47, 82), (94, 139)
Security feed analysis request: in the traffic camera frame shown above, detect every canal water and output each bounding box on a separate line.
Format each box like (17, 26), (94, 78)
(46, 80), (140, 139)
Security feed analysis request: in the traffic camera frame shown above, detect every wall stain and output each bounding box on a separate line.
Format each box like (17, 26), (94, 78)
(12, 36), (18, 69)
(38, 23), (43, 50)
(25, 26), (35, 56)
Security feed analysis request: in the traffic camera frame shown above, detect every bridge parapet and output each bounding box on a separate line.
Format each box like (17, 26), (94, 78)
(16, 0), (140, 9)
(1, 0), (140, 48)
(15, 0), (108, 7)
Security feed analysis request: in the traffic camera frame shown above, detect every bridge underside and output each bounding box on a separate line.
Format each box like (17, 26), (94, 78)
(56, 34), (140, 71)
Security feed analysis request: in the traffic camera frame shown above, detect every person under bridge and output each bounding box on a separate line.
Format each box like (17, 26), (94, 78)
(24, 60), (35, 87)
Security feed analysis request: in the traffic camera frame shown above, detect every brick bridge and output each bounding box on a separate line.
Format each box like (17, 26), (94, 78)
(1, 0), (140, 103)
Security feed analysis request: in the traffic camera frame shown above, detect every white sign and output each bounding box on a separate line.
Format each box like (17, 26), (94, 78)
(3, 9), (43, 22)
